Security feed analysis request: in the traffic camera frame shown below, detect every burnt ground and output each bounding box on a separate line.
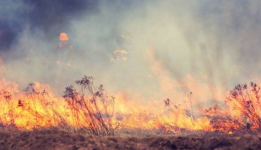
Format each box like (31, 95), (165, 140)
(0, 129), (261, 150)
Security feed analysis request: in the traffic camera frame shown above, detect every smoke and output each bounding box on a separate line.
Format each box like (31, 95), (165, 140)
(1, 0), (261, 109)
(0, 0), (27, 50)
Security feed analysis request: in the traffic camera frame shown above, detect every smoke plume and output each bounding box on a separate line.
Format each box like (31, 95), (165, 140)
(1, 0), (261, 110)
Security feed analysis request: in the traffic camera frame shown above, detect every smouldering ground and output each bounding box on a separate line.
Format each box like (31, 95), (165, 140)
(1, 128), (261, 150)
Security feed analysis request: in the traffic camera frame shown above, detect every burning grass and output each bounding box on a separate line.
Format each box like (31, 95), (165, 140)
(204, 82), (261, 133)
(0, 75), (261, 137)
(0, 76), (116, 136)
(1, 76), (261, 149)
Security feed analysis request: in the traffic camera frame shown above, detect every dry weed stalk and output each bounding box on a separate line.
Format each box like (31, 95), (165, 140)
(205, 104), (243, 132)
(164, 98), (193, 132)
(204, 82), (261, 132)
(225, 82), (261, 130)
(63, 75), (115, 136)
(0, 76), (115, 136)
(0, 90), (15, 127)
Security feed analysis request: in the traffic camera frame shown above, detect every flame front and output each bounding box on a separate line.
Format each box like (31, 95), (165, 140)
(0, 73), (260, 135)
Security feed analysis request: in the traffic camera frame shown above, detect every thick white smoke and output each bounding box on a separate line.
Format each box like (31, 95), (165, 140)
(1, 0), (261, 110)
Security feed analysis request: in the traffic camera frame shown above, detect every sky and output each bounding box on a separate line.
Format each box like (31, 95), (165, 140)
(1, 0), (261, 108)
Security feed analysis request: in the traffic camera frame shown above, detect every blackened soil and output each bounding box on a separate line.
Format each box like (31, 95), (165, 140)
(0, 129), (261, 150)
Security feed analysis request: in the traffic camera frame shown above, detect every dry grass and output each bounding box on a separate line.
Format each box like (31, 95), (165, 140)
(1, 77), (261, 136)
(0, 76), (115, 136)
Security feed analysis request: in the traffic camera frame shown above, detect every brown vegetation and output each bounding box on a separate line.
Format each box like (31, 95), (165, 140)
(1, 128), (261, 150)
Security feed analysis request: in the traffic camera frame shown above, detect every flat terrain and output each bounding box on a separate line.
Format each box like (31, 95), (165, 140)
(0, 129), (261, 150)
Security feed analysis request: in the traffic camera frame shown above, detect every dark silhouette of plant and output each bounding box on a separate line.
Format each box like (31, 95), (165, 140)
(63, 75), (115, 135)
(225, 82), (261, 130)
(19, 83), (67, 129)
(205, 82), (261, 132)
(163, 98), (192, 131)
(0, 90), (14, 126)
(204, 104), (243, 132)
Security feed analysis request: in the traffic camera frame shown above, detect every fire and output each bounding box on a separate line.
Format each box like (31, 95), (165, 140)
(0, 77), (210, 133)
(0, 63), (260, 135)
